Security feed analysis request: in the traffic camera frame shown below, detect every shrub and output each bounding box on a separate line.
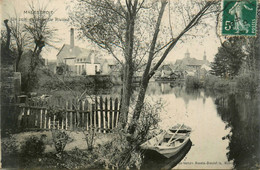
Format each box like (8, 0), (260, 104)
(235, 73), (258, 92)
(185, 76), (202, 89)
(82, 126), (96, 151)
(20, 136), (46, 157)
(213, 79), (230, 91)
(97, 99), (162, 169)
(203, 75), (220, 88)
(1, 135), (19, 155)
(51, 130), (70, 155)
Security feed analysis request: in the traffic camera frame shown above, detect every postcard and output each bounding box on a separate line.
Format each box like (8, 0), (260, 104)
(1, 0), (259, 169)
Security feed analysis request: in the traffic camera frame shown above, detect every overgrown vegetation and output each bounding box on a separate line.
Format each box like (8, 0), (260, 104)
(235, 73), (258, 93)
(51, 130), (71, 156)
(20, 135), (46, 157)
(185, 76), (202, 89)
(82, 126), (96, 151)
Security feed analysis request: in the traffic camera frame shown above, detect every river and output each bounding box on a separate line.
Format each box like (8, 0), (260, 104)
(141, 82), (260, 169)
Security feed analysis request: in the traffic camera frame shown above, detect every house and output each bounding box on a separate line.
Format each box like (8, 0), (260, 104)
(101, 58), (119, 75)
(75, 50), (101, 75)
(56, 28), (118, 76)
(157, 64), (173, 79)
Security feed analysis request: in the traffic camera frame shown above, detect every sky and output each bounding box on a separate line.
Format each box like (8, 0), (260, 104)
(1, 0), (221, 63)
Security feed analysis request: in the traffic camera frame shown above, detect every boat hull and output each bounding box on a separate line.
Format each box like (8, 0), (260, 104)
(141, 129), (191, 158)
(154, 137), (190, 158)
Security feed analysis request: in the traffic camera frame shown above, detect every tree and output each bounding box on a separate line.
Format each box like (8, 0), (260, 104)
(8, 16), (30, 72)
(69, 0), (218, 135)
(210, 47), (229, 78)
(211, 37), (250, 78)
(18, 2), (56, 91)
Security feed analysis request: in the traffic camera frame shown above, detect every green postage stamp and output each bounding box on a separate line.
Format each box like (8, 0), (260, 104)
(222, 0), (258, 36)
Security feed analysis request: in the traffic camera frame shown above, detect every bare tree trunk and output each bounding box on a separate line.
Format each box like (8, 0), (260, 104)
(4, 20), (11, 50)
(120, 3), (137, 128)
(128, 1), (167, 134)
(15, 49), (23, 72)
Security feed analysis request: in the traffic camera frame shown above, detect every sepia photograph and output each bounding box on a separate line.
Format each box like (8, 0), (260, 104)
(1, 0), (259, 169)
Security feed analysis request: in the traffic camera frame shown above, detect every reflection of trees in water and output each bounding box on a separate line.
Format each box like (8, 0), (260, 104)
(215, 93), (260, 169)
(146, 82), (174, 95)
(146, 83), (205, 106)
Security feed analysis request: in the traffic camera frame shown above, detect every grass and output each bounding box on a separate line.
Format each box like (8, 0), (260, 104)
(1, 131), (115, 169)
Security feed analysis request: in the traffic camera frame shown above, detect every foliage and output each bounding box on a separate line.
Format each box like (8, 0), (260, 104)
(96, 131), (142, 169)
(185, 76), (202, 89)
(82, 126), (96, 151)
(51, 130), (71, 155)
(213, 80), (230, 91)
(20, 135), (46, 157)
(40, 75), (113, 92)
(203, 74), (220, 88)
(235, 72), (258, 93)
(1, 135), (19, 156)
(96, 99), (162, 169)
(210, 37), (247, 78)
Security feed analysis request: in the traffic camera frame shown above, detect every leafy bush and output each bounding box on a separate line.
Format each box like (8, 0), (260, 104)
(203, 75), (220, 88)
(235, 73), (258, 92)
(185, 76), (202, 89)
(97, 99), (162, 169)
(213, 80), (230, 91)
(1, 135), (19, 155)
(51, 130), (70, 155)
(83, 126), (96, 151)
(21, 136), (46, 157)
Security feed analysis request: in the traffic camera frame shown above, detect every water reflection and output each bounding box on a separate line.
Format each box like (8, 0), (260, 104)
(215, 93), (260, 169)
(144, 83), (232, 169)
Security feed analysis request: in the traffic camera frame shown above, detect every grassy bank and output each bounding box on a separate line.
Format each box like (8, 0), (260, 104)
(185, 73), (259, 94)
(1, 131), (115, 169)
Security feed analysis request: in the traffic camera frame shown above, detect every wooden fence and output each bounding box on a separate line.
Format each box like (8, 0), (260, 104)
(17, 96), (121, 133)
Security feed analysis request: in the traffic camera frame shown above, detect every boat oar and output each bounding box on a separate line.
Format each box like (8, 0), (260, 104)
(156, 130), (167, 146)
(167, 136), (183, 146)
(167, 123), (184, 145)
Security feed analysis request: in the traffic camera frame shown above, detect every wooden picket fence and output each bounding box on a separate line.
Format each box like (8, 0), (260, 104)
(17, 96), (121, 133)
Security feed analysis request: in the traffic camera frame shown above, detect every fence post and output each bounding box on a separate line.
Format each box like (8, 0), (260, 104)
(100, 96), (104, 133)
(95, 96), (100, 132)
(80, 100), (84, 128)
(69, 99), (73, 130)
(39, 100), (43, 129)
(109, 97), (113, 129)
(84, 100), (89, 131)
(114, 98), (118, 128)
(105, 97), (108, 133)
(65, 100), (69, 130)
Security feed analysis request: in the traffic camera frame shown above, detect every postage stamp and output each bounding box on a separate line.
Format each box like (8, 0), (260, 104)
(222, 0), (258, 36)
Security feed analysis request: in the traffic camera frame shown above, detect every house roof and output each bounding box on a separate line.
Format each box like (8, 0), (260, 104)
(174, 57), (210, 71)
(57, 44), (84, 59)
(76, 50), (101, 64)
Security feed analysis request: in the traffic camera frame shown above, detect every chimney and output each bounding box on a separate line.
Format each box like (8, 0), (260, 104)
(70, 28), (74, 48)
(203, 51), (206, 61)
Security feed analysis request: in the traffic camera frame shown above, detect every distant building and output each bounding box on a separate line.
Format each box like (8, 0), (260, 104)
(172, 50), (210, 80)
(75, 50), (101, 75)
(56, 28), (117, 76)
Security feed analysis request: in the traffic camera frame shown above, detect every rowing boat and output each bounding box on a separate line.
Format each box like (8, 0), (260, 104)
(140, 124), (191, 158)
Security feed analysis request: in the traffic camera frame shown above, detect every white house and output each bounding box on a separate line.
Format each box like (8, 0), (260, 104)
(75, 50), (101, 75)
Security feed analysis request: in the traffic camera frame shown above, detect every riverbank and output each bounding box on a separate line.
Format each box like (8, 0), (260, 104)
(185, 73), (259, 94)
